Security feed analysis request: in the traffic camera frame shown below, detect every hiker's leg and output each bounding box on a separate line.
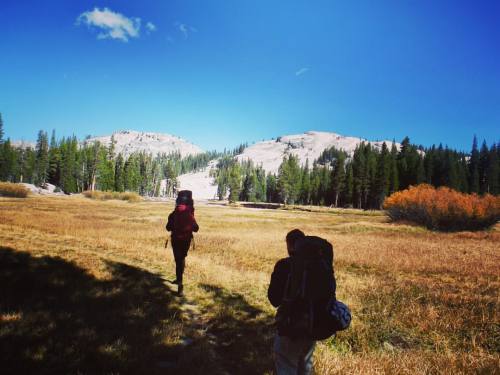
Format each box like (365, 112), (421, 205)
(175, 256), (185, 284)
(274, 335), (316, 375)
(172, 239), (190, 284)
(297, 340), (316, 375)
(273, 335), (300, 375)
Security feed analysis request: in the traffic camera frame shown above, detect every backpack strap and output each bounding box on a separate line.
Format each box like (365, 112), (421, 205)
(300, 268), (308, 299)
(283, 272), (291, 301)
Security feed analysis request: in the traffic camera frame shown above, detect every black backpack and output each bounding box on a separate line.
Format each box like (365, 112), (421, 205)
(176, 190), (194, 206)
(276, 236), (337, 340)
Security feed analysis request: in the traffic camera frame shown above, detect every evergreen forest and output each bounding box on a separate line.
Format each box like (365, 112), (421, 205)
(0, 113), (498, 208)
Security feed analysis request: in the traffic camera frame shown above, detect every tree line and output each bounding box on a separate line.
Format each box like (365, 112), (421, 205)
(0, 113), (498, 206)
(213, 136), (499, 208)
(0, 115), (233, 197)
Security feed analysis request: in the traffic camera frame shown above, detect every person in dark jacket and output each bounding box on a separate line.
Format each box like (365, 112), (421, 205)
(268, 229), (316, 375)
(166, 193), (199, 296)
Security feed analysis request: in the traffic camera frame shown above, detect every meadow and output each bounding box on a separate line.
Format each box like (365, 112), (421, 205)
(0, 195), (498, 374)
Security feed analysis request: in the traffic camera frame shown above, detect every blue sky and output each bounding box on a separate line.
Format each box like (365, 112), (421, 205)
(1, 0), (499, 151)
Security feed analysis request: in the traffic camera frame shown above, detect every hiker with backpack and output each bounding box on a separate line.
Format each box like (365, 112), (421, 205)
(166, 190), (199, 296)
(268, 229), (350, 375)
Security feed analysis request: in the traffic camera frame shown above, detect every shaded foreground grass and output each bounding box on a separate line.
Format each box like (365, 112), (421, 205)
(0, 247), (182, 374)
(0, 195), (499, 374)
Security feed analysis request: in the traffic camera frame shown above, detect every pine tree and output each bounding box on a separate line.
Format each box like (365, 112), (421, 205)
(71, 137), (82, 192)
(373, 142), (390, 209)
(479, 140), (489, 194)
(216, 172), (228, 200)
(352, 144), (366, 208)
(457, 155), (469, 193)
(241, 169), (258, 202)
(266, 173), (278, 203)
(277, 155), (301, 204)
(309, 163), (321, 205)
(21, 147), (36, 184)
(10, 145), (20, 182)
(330, 153), (346, 207)
(34, 130), (49, 186)
(59, 137), (77, 193)
(228, 162), (242, 203)
(83, 141), (100, 191)
(138, 153), (154, 196)
(249, 170), (258, 202)
(150, 156), (163, 197)
(109, 135), (116, 161)
(300, 160), (311, 205)
(255, 166), (267, 202)
(163, 159), (178, 197)
(388, 142), (399, 194)
(114, 153), (125, 192)
(416, 155), (425, 184)
(343, 161), (353, 207)
(212, 155), (234, 200)
(318, 166), (330, 206)
(0, 140), (16, 182)
(365, 144), (377, 208)
(96, 145), (111, 191)
(424, 146), (434, 184)
(48, 130), (60, 186)
(486, 143), (499, 194)
(443, 147), (459, 190)
(124, 154), (141, 193)
(469, 135), (480, 193)
(397, 137), (420, 190)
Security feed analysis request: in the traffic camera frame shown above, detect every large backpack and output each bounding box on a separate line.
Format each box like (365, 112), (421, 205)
(176, 190), (194, 206)
(172, 190), (195, 241)
(276, 236), (338, 340)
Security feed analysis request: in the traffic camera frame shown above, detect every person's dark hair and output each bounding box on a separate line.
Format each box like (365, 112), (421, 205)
(286, 229), (305, 245)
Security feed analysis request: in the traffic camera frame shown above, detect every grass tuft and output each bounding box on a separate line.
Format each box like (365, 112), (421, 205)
(82, 190), (142, 202)
(0, 182), (30, 198)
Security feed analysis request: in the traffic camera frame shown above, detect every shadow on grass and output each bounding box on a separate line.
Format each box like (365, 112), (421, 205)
(240, 202), (282, 210)
(0, 246), (184, 375)
(199, 284), (275, 375)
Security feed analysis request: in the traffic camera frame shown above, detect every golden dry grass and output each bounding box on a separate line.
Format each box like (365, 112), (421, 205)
(82, 190), (142, 202)
(0, 195), (499, 374)
(0, 182), (29, 198)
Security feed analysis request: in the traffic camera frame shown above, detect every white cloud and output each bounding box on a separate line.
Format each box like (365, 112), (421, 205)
(175, 22), (197, 39)
(146, 22), (156, 33)
(295, 67), (310, 76)
(77, 8), (141, 42)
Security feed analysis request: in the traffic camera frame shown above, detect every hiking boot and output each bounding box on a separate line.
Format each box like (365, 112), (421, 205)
(177, 284), (184, 296)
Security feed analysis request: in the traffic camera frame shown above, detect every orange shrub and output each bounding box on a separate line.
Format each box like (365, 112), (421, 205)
(383, 184), (500, 231)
